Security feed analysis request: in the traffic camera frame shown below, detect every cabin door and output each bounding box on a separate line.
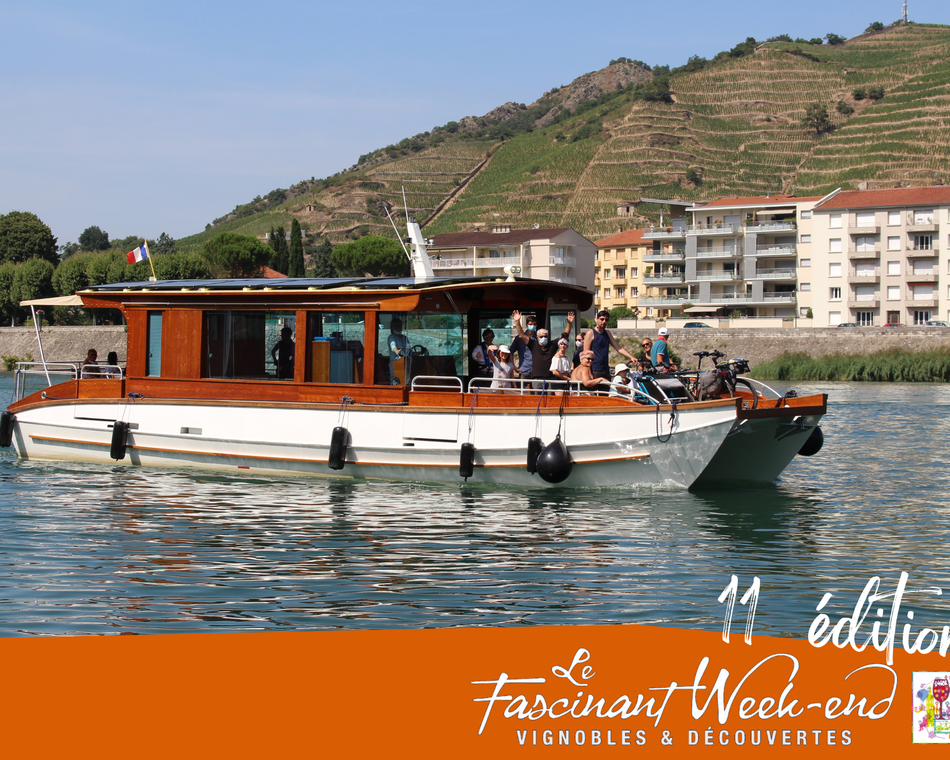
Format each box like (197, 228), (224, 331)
(146, 311), (162, 377)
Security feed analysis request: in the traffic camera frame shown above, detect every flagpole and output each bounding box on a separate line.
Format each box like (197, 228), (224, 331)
(145, 239), (157, 282)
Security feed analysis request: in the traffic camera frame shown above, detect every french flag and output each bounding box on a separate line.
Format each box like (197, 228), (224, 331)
(127, 243), (149, 265)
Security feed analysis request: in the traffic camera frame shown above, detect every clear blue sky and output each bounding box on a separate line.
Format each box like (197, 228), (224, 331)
(1, 0), (945, 247)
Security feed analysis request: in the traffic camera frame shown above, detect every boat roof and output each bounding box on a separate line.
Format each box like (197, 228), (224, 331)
(83, 275), (592, 295)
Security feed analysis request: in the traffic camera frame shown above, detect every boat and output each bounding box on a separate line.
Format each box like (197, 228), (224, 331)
(0, 219), (824, 489)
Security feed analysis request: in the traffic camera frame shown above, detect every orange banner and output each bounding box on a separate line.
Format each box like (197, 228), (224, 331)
(1, 621), (944, 757)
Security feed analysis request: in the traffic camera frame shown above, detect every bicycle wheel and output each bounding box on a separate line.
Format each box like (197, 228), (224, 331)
(733, 378), (759, 409)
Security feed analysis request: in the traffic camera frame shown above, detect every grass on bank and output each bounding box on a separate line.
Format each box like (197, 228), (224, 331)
(750, 349), (950, 382)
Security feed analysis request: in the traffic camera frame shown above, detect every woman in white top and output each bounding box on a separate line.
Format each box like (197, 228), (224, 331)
(549, 338), (572, 390)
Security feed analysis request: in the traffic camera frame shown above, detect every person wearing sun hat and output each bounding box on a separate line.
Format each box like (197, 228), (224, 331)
(609, 363), (633, 397)
(485, 344), (517, 390)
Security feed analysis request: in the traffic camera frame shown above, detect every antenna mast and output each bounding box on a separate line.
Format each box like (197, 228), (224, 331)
(902, 0), (908, 25)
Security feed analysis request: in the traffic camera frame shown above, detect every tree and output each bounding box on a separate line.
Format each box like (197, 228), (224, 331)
(836, 100), (855, 115)
(110, 235), (144, 252)
(52, 252), (91, 295)
(867, 85), (885, 100)
(331, 235), (409, 277)
(153, 232), (177, 255)
(865, 21), (885, 32)
(801, 103), (834, 136)
(78, 225), (111, 251)
(0, 211), (58, 264)
(269, 225), (289, 274)
(825, 33), (845, 45)
(11, 258), (56, 310)
(852, 87), (867, 100)
(59, 242), (81, 259)
(310, 237), (336, 277)
(0, 262), (16, 324)
(152, 252), (212, 280)
(288, 219), (305, 277)
(203, 232), (271, 278)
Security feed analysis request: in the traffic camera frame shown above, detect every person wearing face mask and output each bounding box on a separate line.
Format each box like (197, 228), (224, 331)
(509, 314), (536, 378)
(511, 309), (574, 392)
(572, 330), (586, 369)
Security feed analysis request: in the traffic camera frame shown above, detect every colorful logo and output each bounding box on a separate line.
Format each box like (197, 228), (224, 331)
(914, 672), (950, 743)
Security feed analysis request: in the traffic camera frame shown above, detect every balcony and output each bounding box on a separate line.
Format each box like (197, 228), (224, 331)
(908, 222), (938, 233)
(848, 225), (880, 235)
(847, 272), (880, 284)
(474, 256), (520, 268)
(643, 250), (685, 262)
(745, 221), (796, 232)
(754, 244), (796, 256)
(754, 268), (797, 280)
(643, 226), (687, 239)
(910, 298), (939, 308)
(848, 299), (880, 309)
(638, 294), (691, 306)
(761, 292), (798, 304)
(643, 274), (685, 285)
(431, 258), (473, 269)
(688, 223), (739, 236)
(695, 247), (740, 259)
(548, 256), (576, 267)
(907, 245), (939, 258)
(549, 276), (577, 284)
(848, 247), (880, 259)
(905, 271), (938, 283)
(695, 272), (740, 281)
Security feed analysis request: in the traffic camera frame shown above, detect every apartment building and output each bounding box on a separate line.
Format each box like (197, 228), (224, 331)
(640, 195), (822, 318)
(592, 228), (648, 312)
(426, 226), (595, 291)
(810, 186), (950, 326)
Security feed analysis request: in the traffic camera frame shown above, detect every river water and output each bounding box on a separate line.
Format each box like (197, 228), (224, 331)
(2, 375), (949, 639)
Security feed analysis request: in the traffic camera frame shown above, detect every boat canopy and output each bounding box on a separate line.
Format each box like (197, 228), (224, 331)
(19, 295), (85, 307)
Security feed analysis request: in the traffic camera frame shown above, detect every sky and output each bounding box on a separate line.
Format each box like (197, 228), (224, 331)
(1, 0), (947, 248)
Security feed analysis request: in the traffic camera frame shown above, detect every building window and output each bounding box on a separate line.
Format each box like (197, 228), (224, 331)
(856, 212), (876, 227)
(914, 235), (934, 250)
(800, 258), (811, 267)
(830, 263), (842, 277)
(631, 267), (638, 278)
(830, 214), (842, 229)
(829, 287), (841, 301)
(594, 251), (599, 261)
(914, 310), (932, 325)
(888, 260), (901, 275)
(603, 269), (611, 279)
(855, 285), (876, 302)
(887, 236), (901, 251)
(887, 286), (901, 300)
(800, 282), (811, 291)
(914, 209), (935, 225)
(888, 211), (901, 226)
(857, 311), (874, 326)
(631, 286), (638, 296)
(646, 308), (654, 317)
(615, 267), (626, 279)
(603, 288), (611, 299)
(801, 210), (812, 219)
(800, 234), (811, 243)
(855, 236), (876, 252)
(615, 286), (626, 298)
(830, 238), (842, 253)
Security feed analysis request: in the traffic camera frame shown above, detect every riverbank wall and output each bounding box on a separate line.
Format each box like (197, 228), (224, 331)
(3, 326), (950, 369)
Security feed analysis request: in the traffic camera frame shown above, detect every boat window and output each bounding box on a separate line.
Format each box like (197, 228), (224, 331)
(307, 311), (364, 384)
(375, 311), (463, 386)
(549, 310), (576, 342)
(146, 311), (163, 377)
(202, 310), (296, 380)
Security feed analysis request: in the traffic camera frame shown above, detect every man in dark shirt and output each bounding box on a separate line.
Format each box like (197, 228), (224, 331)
(584, 310), (637, 381)
(511, 309), (574, 390)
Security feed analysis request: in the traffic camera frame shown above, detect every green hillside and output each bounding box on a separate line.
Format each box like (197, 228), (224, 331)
(179, 23), (950, 253)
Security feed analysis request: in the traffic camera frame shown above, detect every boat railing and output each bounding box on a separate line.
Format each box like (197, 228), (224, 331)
(12, 361), (80, 402)
(80, 364), (123, 380)
(410, 376), (464, 392)
(465, 376), (674, 405)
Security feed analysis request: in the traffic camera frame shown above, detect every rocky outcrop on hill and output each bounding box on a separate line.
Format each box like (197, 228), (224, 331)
(537, 61), (653, 125)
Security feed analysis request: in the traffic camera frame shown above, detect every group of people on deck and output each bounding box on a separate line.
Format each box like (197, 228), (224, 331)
(471, 309), (675, 396)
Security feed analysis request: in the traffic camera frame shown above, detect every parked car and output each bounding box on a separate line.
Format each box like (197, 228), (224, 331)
(682, 322), (712, 328)
(925, 320), (950, 326)
(883, 322), (903, 327)
(837, 322), (860, 327)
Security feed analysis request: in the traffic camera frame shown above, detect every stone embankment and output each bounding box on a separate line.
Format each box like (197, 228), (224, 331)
(0, 327), (128, 365)
(613, 327), (950, 368)
(3, 326), (950, 371)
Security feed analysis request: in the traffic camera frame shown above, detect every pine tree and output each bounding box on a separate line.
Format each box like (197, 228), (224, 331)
(269, 225), (289, 273)
(310, 237), (336, 277)
(288, 219), (305, 277)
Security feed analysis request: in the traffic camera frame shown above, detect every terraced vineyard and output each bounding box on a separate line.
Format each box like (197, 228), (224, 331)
(181, 23), (950, 251)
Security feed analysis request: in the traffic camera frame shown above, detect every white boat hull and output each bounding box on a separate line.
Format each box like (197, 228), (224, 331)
(9, 398), (739, 489)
